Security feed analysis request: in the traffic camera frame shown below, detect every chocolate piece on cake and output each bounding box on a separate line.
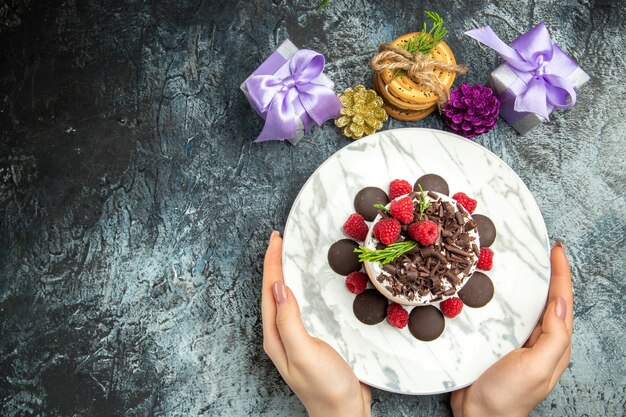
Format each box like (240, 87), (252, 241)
(408, 305), (445, 341)
(353, 289), (388, 324)
(471, 214), (497, 247)
(414, 174), (450, 196)
(327, 239), (361, 275)
(354, 187), (389, 221)
(458, 272), (494, 308)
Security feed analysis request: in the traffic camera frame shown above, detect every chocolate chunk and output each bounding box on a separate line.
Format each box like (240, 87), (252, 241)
(449, 254), (468, 264)
(455, 233), (471, 246)
(472, 214), (497, 247)
(382, 264), (397, 275)
(414, 174), (450, 196)
(354, 187), (389, 221)
(408, 305), (445, 341)
(444, 244), (472, 258)
(445, 271), (461, 286)
(327, 239), (361, 275)
(353, 289), (388, 324)
(458, 272), (494, 308)
(406, 246), (421, 255)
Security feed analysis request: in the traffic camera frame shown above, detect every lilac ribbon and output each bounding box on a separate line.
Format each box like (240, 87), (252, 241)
(465, 23), (579, 120)
(245, 49), (342, 142)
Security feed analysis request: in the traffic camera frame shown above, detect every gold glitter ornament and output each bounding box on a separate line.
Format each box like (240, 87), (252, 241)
(335, 85), (388, 139)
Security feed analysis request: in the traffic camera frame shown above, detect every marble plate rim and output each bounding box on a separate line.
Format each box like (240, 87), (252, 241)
(282, 127), (550, 395)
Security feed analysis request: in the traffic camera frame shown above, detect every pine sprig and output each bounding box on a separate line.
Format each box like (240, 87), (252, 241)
(373, 203), (390, 215)
(417, 184), (431, 219)
(403, 11), (448, 55)
(354, 241), (418, 265)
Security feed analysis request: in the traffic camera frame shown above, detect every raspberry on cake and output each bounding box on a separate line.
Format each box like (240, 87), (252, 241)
(373, 217), (401, 245)
(342, 213), (369, 241)
(408, 220), (439, 246)
(389, 196), (414, 224)
(389, 179), (413, 200)
(452, 192), (477, 214)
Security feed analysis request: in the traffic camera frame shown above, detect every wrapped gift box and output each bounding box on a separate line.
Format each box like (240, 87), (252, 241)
(467, 23), (589, 135)
(240, 40), (341, 144)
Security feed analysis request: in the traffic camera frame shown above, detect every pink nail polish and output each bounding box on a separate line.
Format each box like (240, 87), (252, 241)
(555, 296), (566, 320)
(273, 281), (287, 304)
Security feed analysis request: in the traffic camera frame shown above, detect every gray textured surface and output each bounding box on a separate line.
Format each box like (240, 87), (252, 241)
(0, 0), (624, 416)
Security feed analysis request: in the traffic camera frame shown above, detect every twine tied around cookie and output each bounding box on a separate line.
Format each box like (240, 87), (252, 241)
(371, 43), (468, 108)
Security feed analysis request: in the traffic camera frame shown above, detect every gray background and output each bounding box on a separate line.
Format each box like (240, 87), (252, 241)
(0, 0), (624, 416)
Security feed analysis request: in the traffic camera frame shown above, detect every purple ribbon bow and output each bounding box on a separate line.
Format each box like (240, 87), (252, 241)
(245, 49), (342, 142)
(465, 23), (578, 120)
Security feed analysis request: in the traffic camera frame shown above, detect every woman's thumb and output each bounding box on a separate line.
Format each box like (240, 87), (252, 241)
(527, 296), (569, 368)
(273, 281), (310, 355)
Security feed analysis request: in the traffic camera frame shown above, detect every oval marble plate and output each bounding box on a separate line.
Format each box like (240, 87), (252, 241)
(282, 128), (550, 395)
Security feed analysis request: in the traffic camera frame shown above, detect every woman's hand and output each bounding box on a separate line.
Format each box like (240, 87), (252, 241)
(451, 242), (573, 417)
(262, 231), (371, 417)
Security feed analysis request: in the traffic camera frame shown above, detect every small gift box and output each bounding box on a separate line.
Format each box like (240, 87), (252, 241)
(240, 40), (342, 144)
(466, 23), (589, 135)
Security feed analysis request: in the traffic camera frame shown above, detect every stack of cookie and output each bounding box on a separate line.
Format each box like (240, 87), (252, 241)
(373, 33), (459, 121)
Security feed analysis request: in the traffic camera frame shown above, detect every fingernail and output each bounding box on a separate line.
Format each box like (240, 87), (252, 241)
(270, 230), (279, 241)
(555, 296), (566, 320)
(552, 240), (563, 249)
(273, 281), (287, 304)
